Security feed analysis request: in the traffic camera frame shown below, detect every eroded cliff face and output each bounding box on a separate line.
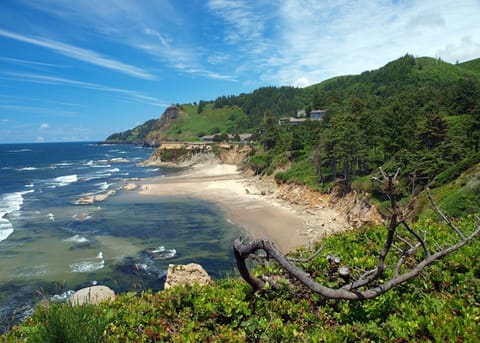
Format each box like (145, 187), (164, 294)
(145, 142), (251, 167)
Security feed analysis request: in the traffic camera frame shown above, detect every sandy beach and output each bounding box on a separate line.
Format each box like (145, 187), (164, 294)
(138, 161), (350, 253)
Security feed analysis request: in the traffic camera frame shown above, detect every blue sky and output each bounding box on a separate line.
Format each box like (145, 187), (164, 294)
(0, 0), (479, 143)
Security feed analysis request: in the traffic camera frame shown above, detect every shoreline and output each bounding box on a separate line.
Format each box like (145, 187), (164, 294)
(136, 161), (350, 253)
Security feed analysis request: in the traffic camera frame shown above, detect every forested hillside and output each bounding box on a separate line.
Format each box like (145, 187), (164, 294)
(106, 54), (480, 215)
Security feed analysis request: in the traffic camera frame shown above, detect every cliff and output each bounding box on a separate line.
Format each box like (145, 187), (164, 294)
(144, 142), (252, 167)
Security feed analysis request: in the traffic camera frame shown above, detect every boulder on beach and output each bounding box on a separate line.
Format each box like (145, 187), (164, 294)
(69, 285), (115, 305)
(164, 263), (211, 289)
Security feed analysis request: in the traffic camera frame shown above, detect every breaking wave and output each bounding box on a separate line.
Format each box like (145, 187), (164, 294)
(50, 174), (78, 187)
(70, 252), (104, 272)
(0, 190), (33, 242)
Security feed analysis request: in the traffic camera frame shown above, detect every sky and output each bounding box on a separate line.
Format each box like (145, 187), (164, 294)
(0, 0), (479, 143)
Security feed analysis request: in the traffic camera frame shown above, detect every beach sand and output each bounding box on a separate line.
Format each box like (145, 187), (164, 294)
(138, 161), (349, 253)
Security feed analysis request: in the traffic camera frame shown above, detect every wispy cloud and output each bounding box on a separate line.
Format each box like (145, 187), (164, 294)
(0, 56), (68, 68)
(39, 123), (49, 129)
(17, 1), (233, 82)
(1, 71), (168, 107)
(0, 29), (156, 80)
(207, 0), (265, 44)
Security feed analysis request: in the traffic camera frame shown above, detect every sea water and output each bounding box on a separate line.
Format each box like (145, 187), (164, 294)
(0, 142), (241, 332)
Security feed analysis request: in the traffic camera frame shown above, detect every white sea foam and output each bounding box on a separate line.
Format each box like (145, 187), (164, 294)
(8, 148), (32, 153)
(148, 168), (160, 172)
(64, 234), (89, 243)
(0, 221), (14, 242)
(151, 246), (177, 259)
(48, 213), (55, 222)
(54, 162), (74, 167)
(25, 183), (34, 188)
(105, 168), (120, 173)
(0, 190), (33, 232)
(50, 290), (75, 302)
(17, 166), (38, 171)
(95, 182), (111, 191)
(85, 160), (110, 168)
(52, 174), (78, 187)
(70, 252), (104, 272)
(70, 260), (104, 273)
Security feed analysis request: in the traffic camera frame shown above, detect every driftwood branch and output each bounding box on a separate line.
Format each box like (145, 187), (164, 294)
(233, 168), (480, 300)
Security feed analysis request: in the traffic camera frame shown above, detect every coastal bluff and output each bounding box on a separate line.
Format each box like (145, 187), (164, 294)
(143, 142), (251, 167)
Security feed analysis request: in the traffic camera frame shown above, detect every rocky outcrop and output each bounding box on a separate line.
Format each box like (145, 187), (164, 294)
(164, 263), (211, 289)
(123, 183), (138, 191)
(69, 285), (115, 305)
(76, 190), (116, 204)
(145, 106), (180, 145)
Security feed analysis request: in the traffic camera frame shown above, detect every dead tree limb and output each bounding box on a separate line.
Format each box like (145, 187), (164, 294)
(233, 168), (480, 300)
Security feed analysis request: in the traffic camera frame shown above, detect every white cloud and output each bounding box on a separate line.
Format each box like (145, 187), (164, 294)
(36, 136), (45, 142)
(293, 77), (310, 88)
(256, 0), (480, 86)
(39, 123), (49, 129)
(0, 29), (155, 80)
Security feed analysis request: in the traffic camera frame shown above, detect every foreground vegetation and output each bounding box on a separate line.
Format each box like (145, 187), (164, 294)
(2, 215), (478, 342)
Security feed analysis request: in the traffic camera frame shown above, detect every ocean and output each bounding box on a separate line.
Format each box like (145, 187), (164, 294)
(0, 142), (241, 332)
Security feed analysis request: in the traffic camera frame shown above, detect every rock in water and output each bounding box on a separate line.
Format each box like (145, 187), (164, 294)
(164, 263), (211, 289)
(69, 285), (115, 305)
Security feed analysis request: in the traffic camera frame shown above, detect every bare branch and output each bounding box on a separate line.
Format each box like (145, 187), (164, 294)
(233, 167), (480, 301)
(401, 221), (430, 258)
(426, 188), (465, 239)
(395, 233), (414, 249)
(287, 244), (325, 263)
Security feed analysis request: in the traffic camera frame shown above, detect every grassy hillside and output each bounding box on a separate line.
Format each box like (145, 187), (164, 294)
(459, 57), (480, 75)
(145, 104), (250, 142)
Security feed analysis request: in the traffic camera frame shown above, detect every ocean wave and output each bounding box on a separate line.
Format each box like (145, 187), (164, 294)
(105, 168), (120, 173)
(53, 162), (74, 167)
(147, 168), (160, 172)
(95, 181), (111, 191)
(8, 148), (32, 153)
(51, 174), (78, 187)
(150, 246), (177, 260)
(0, 190), (33, 219)
(64, 234), (90, 243)
(0, 222), (14, 242)
(25, 183), (34, 188)
(84, 160), (111, 168)
(17, 166), (38, 171)
(70, 253), (104, 272)
(82, 173), (112, 181)
(50, 290), (75, 302)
